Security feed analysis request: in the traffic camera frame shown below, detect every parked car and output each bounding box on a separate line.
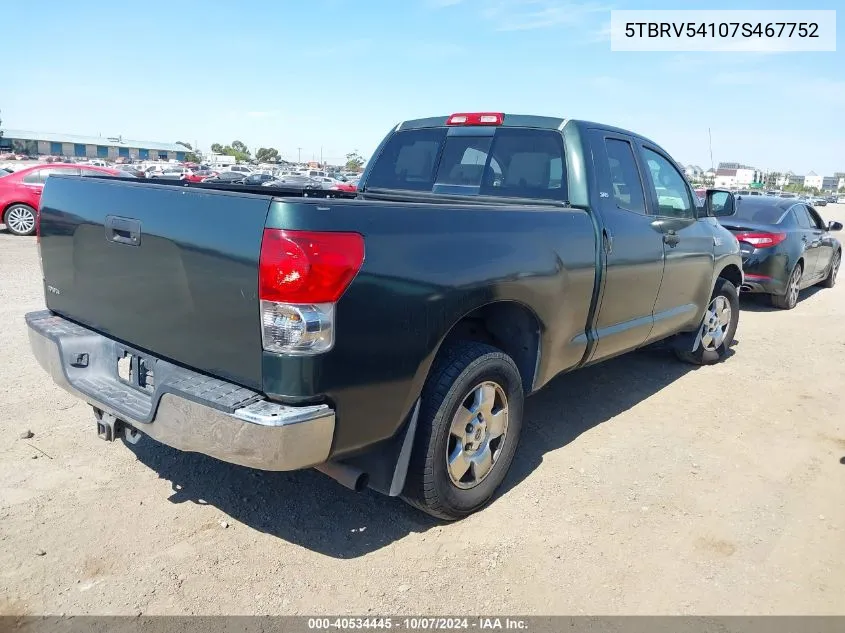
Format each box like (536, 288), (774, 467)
(330, 181), (358, 192)
(825, 196), (837, 204)
(811, 197), (827, 207)
(148, 167), (189, 181)
(1, 163), (125, 236)
(227, 165), (254, 174)
(201, 171), (246, 184)
(26, 112), (742, 520)
(187, 169), (217, 182)
(838, 196), (845, 204)
(717, 196), (841, 309)
(117, 166), (146, 179)
(241, 173), (275, 186)
(262, 174), (322, 189)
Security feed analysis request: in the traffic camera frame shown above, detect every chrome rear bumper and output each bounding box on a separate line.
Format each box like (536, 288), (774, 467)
(25, 311), (335, 471)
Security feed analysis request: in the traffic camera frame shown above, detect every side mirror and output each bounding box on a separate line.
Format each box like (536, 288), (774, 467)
(707, 189), (736, 217)
(829, 221), (843, 232)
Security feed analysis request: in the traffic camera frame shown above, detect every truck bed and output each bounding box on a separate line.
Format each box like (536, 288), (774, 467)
(38, 174), (598, 456)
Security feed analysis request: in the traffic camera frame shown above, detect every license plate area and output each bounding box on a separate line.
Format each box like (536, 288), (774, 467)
(116, 348), (156, 394)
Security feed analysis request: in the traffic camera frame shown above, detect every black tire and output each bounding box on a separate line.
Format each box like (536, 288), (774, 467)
(673, 278), (739, 365)
(402, 341), (524, 520)
(771, 262), (803, 309)
(819, 250), (840, 289)
(3, 204), (37, 236)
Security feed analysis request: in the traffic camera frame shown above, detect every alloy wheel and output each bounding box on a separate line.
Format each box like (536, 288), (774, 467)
(695, 295), (732, 352)
(6, 206), (35, 235)
(788, 266), (802, 306)
(446, 381), (509, 489)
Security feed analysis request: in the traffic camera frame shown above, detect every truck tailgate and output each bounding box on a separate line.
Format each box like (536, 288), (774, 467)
(38, 176), (272, 390)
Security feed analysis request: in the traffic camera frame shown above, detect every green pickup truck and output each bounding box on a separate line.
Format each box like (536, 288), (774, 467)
(26, 112), (742, 519)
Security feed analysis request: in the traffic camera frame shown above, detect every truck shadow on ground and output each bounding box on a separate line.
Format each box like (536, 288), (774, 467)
(127, 345), (731, 559)
(739, 287), (824, 312)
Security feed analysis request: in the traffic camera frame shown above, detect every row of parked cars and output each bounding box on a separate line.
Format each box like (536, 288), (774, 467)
(0, 160), (364, 236)
(146, 164), (362, 192)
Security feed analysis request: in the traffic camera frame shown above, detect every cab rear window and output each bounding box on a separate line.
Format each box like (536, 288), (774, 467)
(366, 127), (567, 201)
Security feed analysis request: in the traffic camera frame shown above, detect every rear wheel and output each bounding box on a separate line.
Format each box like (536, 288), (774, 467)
(771, 263), (802, 309)
(819, 250), (840, 289)
(402, 341), (524, 520)
(4, 204), (37, 236)
(674, 278), (739, 365)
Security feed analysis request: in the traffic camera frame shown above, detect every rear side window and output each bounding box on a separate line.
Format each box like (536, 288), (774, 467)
(601, 138), (646, 214)
(22, 170), (47, 184)
(367, 127), (567, 200)
(23, 167), (80, 183)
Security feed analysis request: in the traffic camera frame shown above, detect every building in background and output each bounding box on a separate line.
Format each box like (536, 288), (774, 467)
(0, 129), (187, 162)
(821, 175), (840, 191)
(683, 164), (704, 180)
(803, 171), (823, 189)
(714, 162), (757, 189)
(776, 172), (804, 188)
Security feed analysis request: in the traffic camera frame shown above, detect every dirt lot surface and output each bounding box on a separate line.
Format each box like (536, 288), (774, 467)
(1, 207), (844, 616)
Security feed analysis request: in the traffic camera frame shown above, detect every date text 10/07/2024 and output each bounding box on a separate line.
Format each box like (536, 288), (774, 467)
(307, 618), (529, 630)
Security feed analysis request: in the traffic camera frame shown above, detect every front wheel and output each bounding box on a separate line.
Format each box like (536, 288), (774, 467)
(674, 278), (739, 365)
(4, 204), (37, 236)
(402, 341), (524, 520)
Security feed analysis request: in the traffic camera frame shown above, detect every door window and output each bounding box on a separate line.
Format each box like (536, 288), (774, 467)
(806, 206), (825, 230)
(640, 148), (694, 219)
(602, 138), (646, 215)
(793, 205), (814, 229)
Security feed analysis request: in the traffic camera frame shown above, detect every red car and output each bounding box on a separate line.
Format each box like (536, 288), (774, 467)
(330, 182), (358, 192)
(1, 163), (123, 236)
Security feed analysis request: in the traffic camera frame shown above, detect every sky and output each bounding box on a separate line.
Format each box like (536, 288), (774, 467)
(1, 0), (842, 173)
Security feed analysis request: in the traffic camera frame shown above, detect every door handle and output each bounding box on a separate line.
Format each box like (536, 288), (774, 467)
(663, 231), (680, 247)
(105, 215), (141, 246)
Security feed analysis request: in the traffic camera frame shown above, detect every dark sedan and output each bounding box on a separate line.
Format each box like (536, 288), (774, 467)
(201, 171), (246, 184)
(241, 172), (275, 186)
(718, 196), (842, 309)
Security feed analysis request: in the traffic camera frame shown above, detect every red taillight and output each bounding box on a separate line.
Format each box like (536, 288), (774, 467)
(259, 229), (364, 303)
(734, 231), (787, 248)
(446, 112), (504, 126)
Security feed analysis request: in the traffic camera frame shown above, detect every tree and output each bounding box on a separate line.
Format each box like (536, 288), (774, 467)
(345, 150), (365, 171)
(184, 152), (201, 163)
(209, 140), (251, 163)
(255, 147), (280, 163)
(176, 141), (193, 151)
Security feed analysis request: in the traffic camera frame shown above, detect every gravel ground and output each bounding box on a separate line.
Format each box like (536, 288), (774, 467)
(1, 207), (844, 616)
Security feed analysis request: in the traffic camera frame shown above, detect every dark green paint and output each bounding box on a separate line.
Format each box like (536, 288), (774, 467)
(36, 116), (742, 462)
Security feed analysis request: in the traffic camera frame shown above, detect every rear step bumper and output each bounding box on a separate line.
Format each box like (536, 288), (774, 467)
(25, 310), (335, 471)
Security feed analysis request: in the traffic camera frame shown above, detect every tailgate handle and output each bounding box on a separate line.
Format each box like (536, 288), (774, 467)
(105, 216), (141, 246)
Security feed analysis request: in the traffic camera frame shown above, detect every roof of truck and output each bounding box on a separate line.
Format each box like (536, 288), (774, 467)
(395, 115), (662, 148)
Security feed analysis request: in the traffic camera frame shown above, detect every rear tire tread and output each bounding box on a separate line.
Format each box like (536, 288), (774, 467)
(402, 341), (521, 520)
